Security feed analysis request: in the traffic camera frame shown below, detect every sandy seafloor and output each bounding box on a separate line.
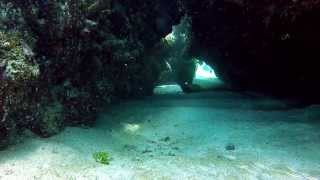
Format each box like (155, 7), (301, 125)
(0, 90), (320, 180)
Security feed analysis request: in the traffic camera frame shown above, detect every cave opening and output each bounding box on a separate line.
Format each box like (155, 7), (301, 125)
(0, 0), (320, 179)
(153, 17), (225, 95)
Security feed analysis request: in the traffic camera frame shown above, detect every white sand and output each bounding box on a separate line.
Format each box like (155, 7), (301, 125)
(0, 91), (319, 179)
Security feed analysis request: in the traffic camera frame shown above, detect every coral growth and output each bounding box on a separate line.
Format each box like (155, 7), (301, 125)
(0, 0), (183, 148)
(0, 31), (41, 147)
(0, 32), (39, 82)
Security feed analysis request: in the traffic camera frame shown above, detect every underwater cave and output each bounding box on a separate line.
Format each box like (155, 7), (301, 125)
(0, 0), (320, 179)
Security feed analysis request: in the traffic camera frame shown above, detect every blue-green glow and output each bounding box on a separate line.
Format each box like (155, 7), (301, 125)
(194, 61), (218, 80)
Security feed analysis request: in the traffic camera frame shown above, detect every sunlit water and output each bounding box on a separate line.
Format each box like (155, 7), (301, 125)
(0, 91), (319, 179)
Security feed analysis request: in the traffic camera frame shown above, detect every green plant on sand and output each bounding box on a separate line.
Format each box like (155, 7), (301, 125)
(93, 151), (111, 165)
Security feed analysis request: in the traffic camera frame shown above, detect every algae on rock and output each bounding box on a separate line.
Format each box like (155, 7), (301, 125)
(0, 31), (39, 82)
(37, 101), (64, 137)
(0, 31), (41, 147)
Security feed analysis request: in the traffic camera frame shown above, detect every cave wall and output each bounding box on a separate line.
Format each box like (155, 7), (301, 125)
(0, 0), (182, 148)
(3, 0), (320, 148)
(184, 0), (320, 102)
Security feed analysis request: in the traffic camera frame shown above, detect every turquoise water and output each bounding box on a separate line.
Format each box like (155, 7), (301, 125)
(0, 91), (319, 179)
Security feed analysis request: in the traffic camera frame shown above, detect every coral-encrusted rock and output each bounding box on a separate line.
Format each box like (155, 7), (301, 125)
(0, 0), (183, 148)
(0, 32), (39, 82)
(0, 31), (41, 147)
(33, 101), (64, 138)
